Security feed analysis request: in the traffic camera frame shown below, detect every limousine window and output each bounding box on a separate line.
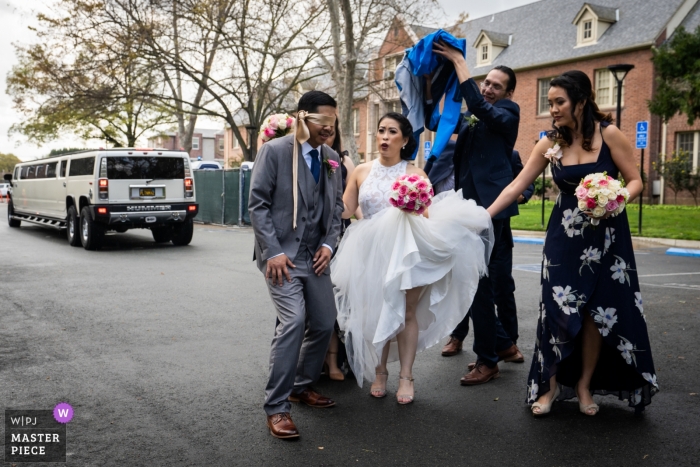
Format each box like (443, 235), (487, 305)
(59, 161), (66, 177)
(106, 157), (185, 180)
(36, 164), (46, 178)
(26, 166), (36, 179)
(69, 157), (95, 176)
(46, 162), (57, 178)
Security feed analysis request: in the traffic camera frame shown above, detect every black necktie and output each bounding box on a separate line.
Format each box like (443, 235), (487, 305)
(309, 149), (320, 184)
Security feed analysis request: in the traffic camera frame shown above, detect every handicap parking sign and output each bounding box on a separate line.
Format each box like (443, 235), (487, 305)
(539, 131), (547, 139)
(636, 133), (648, 149)
(636, 121), (649, 133)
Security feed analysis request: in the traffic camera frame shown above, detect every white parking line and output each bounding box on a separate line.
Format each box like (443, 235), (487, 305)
(637, 272), (700, 277)
(640, 283), (700, 291)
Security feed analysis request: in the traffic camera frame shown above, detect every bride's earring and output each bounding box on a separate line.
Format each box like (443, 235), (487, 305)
(402, 146), (405, 149)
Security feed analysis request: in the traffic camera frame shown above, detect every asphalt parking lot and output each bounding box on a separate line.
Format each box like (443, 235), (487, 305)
(1, 202), (699, 466)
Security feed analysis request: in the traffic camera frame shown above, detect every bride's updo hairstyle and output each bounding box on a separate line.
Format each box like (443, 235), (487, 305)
(378, 112), (418, 160)
(548, 70), (613, 152)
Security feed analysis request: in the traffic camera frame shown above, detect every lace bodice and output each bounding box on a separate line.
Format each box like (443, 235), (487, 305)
(358, 160), (408, 219)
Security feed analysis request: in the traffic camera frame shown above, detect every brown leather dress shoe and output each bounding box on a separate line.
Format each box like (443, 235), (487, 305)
(460, 362), (500, 386)
(467, 344), (525, 370)
(267, 413), (300, 439)
(288, 388), (336, 408)
(498, 344), (525, 363)
(441, 336), (463, 356)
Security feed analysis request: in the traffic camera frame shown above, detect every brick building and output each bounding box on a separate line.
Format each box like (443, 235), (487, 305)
(148, 129), (225, 161)
(370, 0), (700, 204)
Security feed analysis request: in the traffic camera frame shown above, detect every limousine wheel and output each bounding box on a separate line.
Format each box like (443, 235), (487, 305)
(66, 206), (81, 247)
(171, 218), (194, 246)
(151, 227), (173, 243)
(80, 206), (104, 250)
(8, 200), (21, 228)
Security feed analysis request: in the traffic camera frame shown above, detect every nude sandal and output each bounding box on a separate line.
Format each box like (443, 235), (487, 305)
(532, 385), (560, 416)
(576, 388), (599, 416)
(370, 371), (388, 398)
(397, 375), (414, 405)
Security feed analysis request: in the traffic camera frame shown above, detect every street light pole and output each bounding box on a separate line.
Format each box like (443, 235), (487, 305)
(607, 64), (634, 130)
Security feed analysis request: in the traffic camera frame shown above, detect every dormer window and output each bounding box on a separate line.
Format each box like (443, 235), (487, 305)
(573, 3), (618, 47)
(473, 30), (511, 67)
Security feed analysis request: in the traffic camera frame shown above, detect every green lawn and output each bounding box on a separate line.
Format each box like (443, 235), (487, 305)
(512, 200), (700, 240)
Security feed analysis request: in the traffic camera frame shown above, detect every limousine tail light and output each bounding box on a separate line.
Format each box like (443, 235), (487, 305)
(188, 205), (197, 212)
(184, 178), (194, 198)
(97, 207), (107, 215)
(98, 178), (109, 200)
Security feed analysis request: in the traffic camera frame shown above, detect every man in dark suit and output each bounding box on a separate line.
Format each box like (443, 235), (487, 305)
(426, 41), (522, 385)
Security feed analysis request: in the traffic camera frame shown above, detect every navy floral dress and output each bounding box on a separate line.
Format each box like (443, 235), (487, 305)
(527, 122), (659, 411)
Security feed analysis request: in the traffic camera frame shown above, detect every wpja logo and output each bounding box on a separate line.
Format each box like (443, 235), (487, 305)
(4, 403), (72, 463)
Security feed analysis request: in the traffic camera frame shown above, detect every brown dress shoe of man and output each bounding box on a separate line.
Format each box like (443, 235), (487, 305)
(267, 413), (300, 439)
(466, 344), (525, 370)
(288, 388), (336, 408)
(441, 336), (463, 356)
(460, 362), (500, 386)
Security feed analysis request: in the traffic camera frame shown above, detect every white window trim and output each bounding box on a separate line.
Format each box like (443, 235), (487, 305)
(383, 53), (402, 80)
(476, 39), (491, 67)
(537, 77), (556, 115)
(677, 132), (700, 171)
(352, 109), (360, 136)
(595, 69), (624, 109)
(192, 137), (200, 150)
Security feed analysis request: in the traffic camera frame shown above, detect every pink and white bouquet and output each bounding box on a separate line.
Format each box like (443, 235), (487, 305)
(388, 174), (434, 216)
(260, 113), (295, 143)
(575, 172), (630, 225)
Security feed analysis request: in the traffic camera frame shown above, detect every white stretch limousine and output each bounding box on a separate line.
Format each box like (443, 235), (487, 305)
(5, 148), (199, 250)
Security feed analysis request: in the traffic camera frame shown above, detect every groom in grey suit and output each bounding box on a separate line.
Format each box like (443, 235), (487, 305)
(249, 91), (344, 439)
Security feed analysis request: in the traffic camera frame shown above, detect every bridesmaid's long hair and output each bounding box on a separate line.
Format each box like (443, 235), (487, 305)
(547, 70), (613, 152)
(330, 117), (344, 160)
(378, 112), (417, 161)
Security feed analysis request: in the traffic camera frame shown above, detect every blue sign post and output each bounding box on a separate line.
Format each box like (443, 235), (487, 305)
(635, 121), (649, 234)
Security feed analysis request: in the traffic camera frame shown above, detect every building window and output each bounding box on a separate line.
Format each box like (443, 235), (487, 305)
(583, 20), (593, 40)
(218, 138), (224, 151)
(481, 44), (489, 61)
(371, 103), (380, 154)
(352, 109), (360, 135)
(595, 69), (624, 108)
(383, 55), (401, 80)
(677, 132), (699, 170)
(538, 77), (555, 115)
(192, 137), (200, 150)
(232, 134), (239, 148)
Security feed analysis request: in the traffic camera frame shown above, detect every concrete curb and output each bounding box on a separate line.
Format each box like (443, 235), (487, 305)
(511, 229), (700, 249)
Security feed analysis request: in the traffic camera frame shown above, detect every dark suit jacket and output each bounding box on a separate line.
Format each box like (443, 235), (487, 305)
(426, 78), (520, 220)
(511, 150), (534, 203)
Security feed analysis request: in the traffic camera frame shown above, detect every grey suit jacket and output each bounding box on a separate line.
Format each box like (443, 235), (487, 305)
(249, 134), (344, 272)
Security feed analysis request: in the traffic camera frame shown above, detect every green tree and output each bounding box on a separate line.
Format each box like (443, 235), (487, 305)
(686, 169), (700, 206)
(654, 150), (692, 204)
(648, 25), (700, 124)
(0, 153), (22, 173)
(7, 0), (173, 147)
(48, 148), (93, 157)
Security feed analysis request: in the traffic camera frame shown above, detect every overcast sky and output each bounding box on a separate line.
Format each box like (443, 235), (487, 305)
(0, 0), (540, 161)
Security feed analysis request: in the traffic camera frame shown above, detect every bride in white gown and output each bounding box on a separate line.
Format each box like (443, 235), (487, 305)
(331, 112), (493, 403)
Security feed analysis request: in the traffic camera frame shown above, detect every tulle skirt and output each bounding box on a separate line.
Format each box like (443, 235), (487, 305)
(331, 190), (494, 387)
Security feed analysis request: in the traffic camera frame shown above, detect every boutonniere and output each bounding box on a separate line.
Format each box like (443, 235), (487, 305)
(465, 114), (479, 128)
(323, 156), (339, 178)
(544, 142), (563, 168)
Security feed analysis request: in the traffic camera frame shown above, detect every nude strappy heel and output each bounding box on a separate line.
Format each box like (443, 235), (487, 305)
(370, 371), (388, 398)
(397, 375), (414, 405)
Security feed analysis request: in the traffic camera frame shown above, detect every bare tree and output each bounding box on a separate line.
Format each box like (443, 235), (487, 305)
(112, 0), (326, 161)
(314, 0), (439, 163)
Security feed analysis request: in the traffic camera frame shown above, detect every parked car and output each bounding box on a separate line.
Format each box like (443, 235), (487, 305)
(191, 160), (223, 170)
(5, 148), (199, 250)
(0, 181), (9, 197)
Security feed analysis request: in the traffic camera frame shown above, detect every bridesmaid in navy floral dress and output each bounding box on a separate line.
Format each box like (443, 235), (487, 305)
(487, 70), (658, 416)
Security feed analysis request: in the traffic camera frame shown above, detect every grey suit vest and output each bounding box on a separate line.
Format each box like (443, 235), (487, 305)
(295, 158), (325, 262)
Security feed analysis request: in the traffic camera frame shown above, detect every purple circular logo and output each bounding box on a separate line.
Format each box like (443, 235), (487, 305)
(53, 402), (74, 424)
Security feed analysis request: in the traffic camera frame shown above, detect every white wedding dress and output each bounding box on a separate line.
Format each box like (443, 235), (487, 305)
(331, 160), (494, 387)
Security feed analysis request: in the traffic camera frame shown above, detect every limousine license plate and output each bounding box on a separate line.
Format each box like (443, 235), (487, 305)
(139, 188), (156, 197)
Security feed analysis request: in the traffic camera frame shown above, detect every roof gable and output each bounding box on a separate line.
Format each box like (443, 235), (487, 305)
(573, 3), (619, 24)
(473, 30), (511, 47)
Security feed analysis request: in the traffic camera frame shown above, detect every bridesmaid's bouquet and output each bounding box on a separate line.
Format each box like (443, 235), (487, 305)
(260, 113), (295, 143)
(389, 174), (434, 215)
(575, 172), (629, 225)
